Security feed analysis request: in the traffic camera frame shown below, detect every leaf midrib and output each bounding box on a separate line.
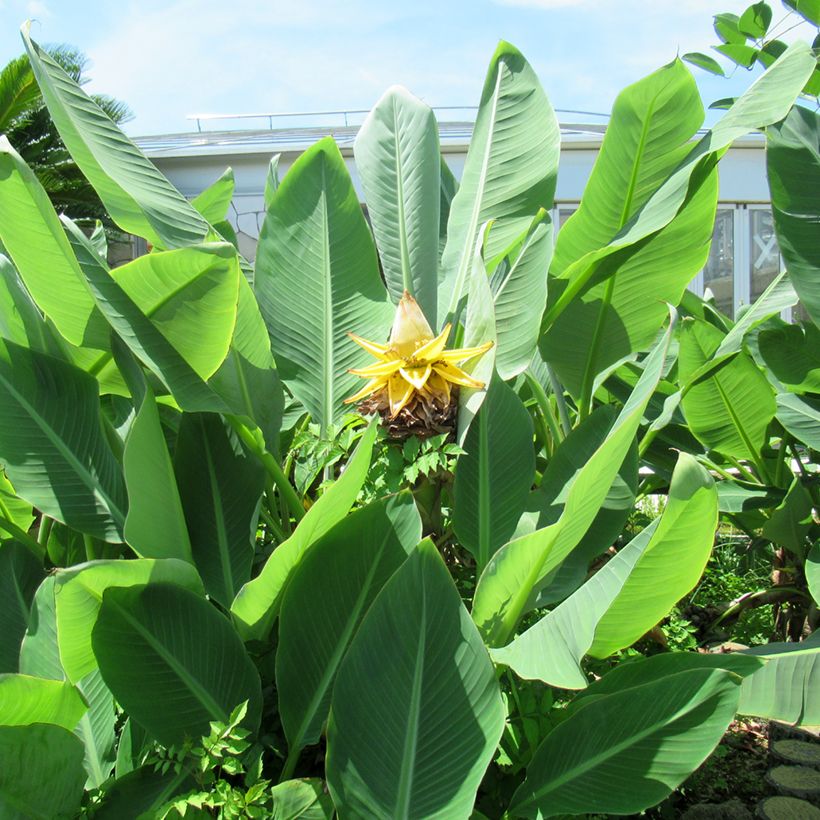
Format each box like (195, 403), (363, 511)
(444, 63), (505, 322)
(395, 582), (427, 819)
(0, 368), (125, 530)
(517, 680), (724, 809)
(286, 533), (392, 754)
(106, 594), (229, 724)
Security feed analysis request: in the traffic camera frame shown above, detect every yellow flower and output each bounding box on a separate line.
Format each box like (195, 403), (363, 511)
(344, 291), (493, 418)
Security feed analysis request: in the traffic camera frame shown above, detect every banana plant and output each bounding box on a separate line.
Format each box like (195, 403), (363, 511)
(0, 20), (817, 820)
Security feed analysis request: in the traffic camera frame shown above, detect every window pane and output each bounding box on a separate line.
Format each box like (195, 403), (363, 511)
(750, 208), (781, 303)
(558, 206), (577, 228)
(703, 208), (735, 318)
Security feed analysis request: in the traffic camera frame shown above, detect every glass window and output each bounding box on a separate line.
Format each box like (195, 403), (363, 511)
(703, 208), (735, 318)
(750, 208), (781, 303)
(558, 206), (577, 228)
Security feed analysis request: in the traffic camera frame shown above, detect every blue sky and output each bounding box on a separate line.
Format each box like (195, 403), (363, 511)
(1, 0), (815, 136)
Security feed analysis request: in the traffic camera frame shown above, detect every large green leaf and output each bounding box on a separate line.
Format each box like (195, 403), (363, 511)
(207, 276), (284, 451)
(54, 558), (205, 683)
(472, 315), (674, 646)
(758, 323), (820, 393)
(191, 167), (235, 224)
(515, 404), (638, 606)
(439, 41), (559, 326)
(255, 137), (390, 432)
(277, 493), (421, 764)
(63, 219), (234, 411)
(0, 674), (86, 729)
(271, 779), (334, 819)
(0, 139), (106, 348)
(326, 540), (505, 819)
(0, 254), (62, 357)
(17, 575), (115, 790)
(0, 542), (43, 673)
(0, 472), (34, 540)
(22, 28), (212, 249)
(510, 669), (740, 818)
(173, 412), (265, 608)
(92, 583), (262, 747)
(456, 228), (498, 442)
(679, 317), (775, 462)
(492, 214), (552, 380)
(231, 419), (378, 641)
(264, 154), (281, 209)
(715, 270), (798, 356)
(0, 724), (85, 820)
(19, 577), (62, 681)
(114, 339), (192, 563)
(453, 374), (534, 570)
(354, 86), (440, 323)
(541, 41), (815, 344)
(552, 60), (702, 277)
(0, 338), (127, 541)
(776, 392), (820, 449)
(103, 243), (240, 382)
(738, 631), (820, 724)
(96, 765), (193, 820)
(807, 541), (820, 605)
(493, 453), (716, 687)
(767, 105), (820, 326)
(541, 60), (716, 401)
(588, 453), (717, 656)
(762, 476), (814, 555)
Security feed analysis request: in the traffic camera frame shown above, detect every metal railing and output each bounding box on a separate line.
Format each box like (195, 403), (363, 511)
(185, 106), (609, 132)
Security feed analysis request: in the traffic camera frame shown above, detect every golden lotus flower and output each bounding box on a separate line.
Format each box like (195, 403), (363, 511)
(344, 291), (493, 430)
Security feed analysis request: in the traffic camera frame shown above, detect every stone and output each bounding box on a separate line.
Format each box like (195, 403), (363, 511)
(682, 798), (753, 819)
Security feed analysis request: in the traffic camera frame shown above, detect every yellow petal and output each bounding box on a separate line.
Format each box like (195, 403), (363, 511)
(343, 377), (387, 404)
(388, 373), (415, 417)
(422, 370), (451, 403)
(433, 362), (485, 389)
(389, 291), (434, 358)
(348, 332), (392, 361)
(438, 340), (494, 365)
(399, 364), (432, 391)
(412, 324), (451, 363)
(349, 359), (404, 378)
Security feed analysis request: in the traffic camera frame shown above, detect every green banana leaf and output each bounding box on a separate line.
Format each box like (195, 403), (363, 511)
(510, 669), (740, 818)
(767, 104), (820, 326)
(22, 27), (212, 249)
(493, 453), (717, 687)
(454, 374), (534, 570)
(472, 312), (675, 646)
(276, 493), (421, 764)
(439, 41), (559, 327)
(92, 583), (262, 747)
(231, 419), (378, 641)
(173, 412), (265, 608)
(0, 723), (85, 820)
(191, 167), (235, 224)
(0, 137), (107, 349)
(354, 85), (440, 323)
(492, 214), (552, 380)
(0, 338), (127, 541)
(776, 392), (820, 449)
(254, 137), (391, 432)
(679, 317), (775, 463)
(541, 60), (716, 401)
(0, 542), (42, 672)
(326, 540), (505, 819)
(54, 558), (204, 683)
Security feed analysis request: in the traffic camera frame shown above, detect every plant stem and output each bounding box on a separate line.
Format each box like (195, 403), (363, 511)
(225, 416), (305, 522)
(83, 533), (97, 562)
(38, 515), (53, 548)
(0, 515), (45, 561)
(525, 372), (562, 449)
(279, 746), (301, 783)
(546, 365), (572, 436)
